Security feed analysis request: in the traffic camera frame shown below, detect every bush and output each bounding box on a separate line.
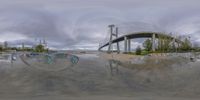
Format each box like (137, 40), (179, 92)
(136, 46), (141, 55)
(0, 46), (2, 52)
(35, 44), (45, 52)
(143, 39), (152, 52)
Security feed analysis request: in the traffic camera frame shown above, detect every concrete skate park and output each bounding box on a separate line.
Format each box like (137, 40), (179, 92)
(1, 51), (200, 100)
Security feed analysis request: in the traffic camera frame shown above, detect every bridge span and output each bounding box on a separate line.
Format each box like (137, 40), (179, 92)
(99, 26), (182, 53)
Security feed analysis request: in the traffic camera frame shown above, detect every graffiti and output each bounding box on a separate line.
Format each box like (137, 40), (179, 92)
(70, 55), (79, 64)
(26, 52), (79, 65)
(44, 55), (54, 64)
(21, 52), (80, 71)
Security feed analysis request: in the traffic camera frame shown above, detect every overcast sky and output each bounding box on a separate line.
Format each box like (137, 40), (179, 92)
(0, 0), (200, 50)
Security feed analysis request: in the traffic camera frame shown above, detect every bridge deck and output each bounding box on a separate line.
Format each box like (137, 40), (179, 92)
(99, 32), (182, 50)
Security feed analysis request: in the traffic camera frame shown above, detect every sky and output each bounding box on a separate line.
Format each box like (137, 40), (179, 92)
(0, 0), (200, 50)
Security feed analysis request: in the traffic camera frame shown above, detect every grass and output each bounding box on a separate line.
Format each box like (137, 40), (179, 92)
(125, 50), (151, 56)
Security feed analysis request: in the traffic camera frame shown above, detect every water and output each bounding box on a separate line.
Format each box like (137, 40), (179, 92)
(0, 52), (200, 100)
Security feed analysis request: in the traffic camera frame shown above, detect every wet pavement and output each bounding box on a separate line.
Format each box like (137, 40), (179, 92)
(0, 52), (200, 100)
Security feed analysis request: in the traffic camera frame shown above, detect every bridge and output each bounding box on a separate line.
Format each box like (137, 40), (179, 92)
(99, 25), (183, 53)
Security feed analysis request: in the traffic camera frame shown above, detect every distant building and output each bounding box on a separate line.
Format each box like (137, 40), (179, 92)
(4, 41), (8, 49)
(22, 43), (25, 50)
(0, 41), (8, 49)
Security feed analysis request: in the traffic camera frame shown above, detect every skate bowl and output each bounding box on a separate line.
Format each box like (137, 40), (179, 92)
(20, 52), (79, 71)
(0, 52), (200, 100)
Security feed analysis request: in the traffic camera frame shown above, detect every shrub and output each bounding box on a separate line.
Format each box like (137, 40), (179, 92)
(136, 46), (141, 55)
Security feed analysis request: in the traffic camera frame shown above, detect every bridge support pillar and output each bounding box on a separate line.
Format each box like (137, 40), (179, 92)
(152, 33), (156, 52)
(127, 39), (131, 52)
(124, 36), (127, 53)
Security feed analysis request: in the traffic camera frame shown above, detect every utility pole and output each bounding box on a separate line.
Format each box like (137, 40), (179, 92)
(22, 43), (25, 51)
(4, 41), (8, 50)
(39, 39), (42, 45)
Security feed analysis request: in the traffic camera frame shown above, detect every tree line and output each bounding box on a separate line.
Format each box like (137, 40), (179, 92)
(142, 35), (192, 53)
(135, 34), (196, 55)
(0, 44), (47, 53)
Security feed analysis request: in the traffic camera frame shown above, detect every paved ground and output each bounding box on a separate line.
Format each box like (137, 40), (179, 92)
(0, 52), (200, 100)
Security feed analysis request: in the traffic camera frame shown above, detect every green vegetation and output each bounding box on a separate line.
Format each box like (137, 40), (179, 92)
(180, 38), (192, 51)
(142, 34), (193, 54)
(123, 32), (200, 56)
(0, 43), (48, 53)
(135, 46), (141, 55)
(35, 44), (46, 52)
(132, 33), (196, 55)
(143, 39), (152, 52)
(0, 46), (3, 52)
(127, 50), (150, 55)
(157, 34), (172, 52)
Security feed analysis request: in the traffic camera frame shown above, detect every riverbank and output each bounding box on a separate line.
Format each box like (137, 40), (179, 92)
(99, 53), (140, 62)
(99, 52), (198, 63)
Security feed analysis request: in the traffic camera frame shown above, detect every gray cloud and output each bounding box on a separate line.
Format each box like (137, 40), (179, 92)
(0, 0), (200, 50)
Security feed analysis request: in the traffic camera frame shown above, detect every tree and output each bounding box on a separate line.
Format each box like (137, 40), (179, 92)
(136, 46), (141, 55)
(158, 35), (164, 52)
(157, 34), (172, 53)
(0, 46), (3, 52)
(143, 39), (152, 52)
(163, 37), (171, 52)
(181, 38), (192, 51)
(35, 44), (45, 52)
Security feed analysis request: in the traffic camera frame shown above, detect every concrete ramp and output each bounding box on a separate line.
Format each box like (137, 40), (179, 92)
(0, 53), (200, 100)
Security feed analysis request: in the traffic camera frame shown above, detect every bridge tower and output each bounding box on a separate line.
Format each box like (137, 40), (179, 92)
(108, 24), (120, 53)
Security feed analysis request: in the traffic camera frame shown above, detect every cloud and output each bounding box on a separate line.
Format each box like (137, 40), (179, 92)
(0, 32), (28, 42)
(0, 0), (200, 50)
